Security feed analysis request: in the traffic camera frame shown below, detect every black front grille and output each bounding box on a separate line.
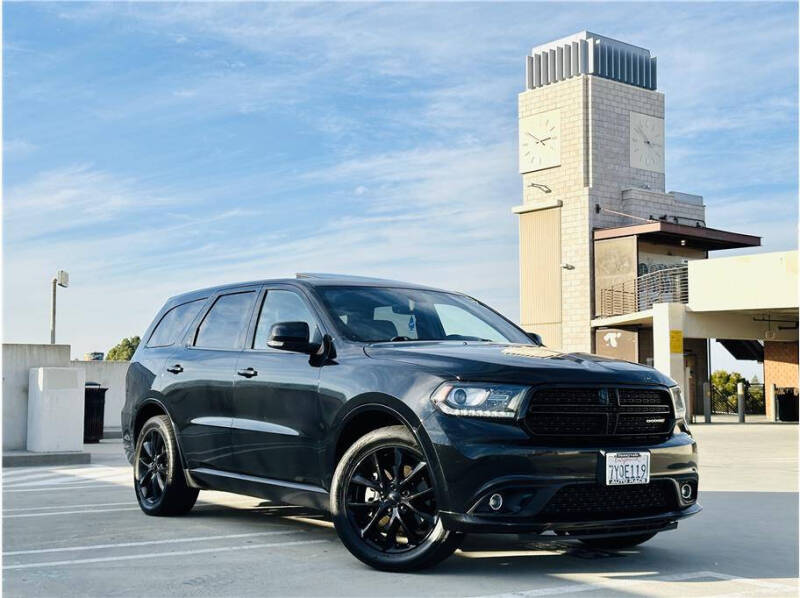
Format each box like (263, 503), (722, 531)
(529, 413), (607, 436)
(618, 388), (671, 406)
(530, 388), (602, 405)
(525, 386), (673, 444)
(616, 413), (669, 435)
(538, 480), (678, 522)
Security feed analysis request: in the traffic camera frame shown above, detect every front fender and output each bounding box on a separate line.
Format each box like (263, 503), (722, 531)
(325, 393), (453, 512)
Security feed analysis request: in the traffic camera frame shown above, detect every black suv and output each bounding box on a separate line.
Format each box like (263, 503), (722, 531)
(123, 274), (700, 571)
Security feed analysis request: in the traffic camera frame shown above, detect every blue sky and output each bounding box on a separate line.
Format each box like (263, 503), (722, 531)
(3, 2), (798, 376)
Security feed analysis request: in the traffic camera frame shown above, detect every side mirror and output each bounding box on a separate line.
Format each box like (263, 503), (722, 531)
(268, 321), (313, 353)
(526, 332), (543, 346)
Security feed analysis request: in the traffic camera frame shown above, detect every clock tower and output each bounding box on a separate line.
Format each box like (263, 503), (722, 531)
(514, 32), (704, 353)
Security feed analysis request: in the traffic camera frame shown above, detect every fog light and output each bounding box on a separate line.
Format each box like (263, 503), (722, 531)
(680, 483), (693, 500)
(488, 493), (503, 511)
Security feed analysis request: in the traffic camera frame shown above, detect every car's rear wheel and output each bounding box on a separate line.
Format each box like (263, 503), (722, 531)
(331, 425), (462, 571)
(579, 532), (657, 549)
(134, 415), (198, 516)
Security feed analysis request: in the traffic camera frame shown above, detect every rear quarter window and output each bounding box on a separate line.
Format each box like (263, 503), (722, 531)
(147, 299), (206, 348)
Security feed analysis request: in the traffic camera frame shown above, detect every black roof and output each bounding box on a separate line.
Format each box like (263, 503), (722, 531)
(166, 273), (443, 305)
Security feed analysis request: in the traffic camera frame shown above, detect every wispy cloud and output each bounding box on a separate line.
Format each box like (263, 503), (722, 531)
(4, 164), (183, 242)
(3, 138), (37, 158)
(3, 2), (797, 358)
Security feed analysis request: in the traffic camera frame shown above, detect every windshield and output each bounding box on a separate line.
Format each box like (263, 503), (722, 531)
(315, 286), (533, 344)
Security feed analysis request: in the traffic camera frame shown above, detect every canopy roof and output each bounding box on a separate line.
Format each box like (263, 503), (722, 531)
(593, 221), (761, 251)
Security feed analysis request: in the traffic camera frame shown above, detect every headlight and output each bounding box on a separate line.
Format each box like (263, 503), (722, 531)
(431, 382), (528, 419)
(669, 386), (686, 419)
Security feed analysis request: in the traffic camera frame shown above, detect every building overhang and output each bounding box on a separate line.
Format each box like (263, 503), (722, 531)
(591, 310), (654, 328)
(592, 305), (798, 343)
(593, 221), (761, 251)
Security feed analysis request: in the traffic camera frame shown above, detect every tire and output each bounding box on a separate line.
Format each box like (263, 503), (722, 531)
(579, 532), (657, 550)
(331, 425), (462, 571)
(133, 415), (199, 516)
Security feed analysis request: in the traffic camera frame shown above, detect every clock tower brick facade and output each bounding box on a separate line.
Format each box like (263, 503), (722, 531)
(515, 32), (705, 353)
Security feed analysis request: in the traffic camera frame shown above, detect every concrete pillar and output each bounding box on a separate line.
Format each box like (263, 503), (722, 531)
(27, 367), (85, 452)
(737, 382), (746, 423)
(653, 303), (687, 396)
(766, 383), (777, 421)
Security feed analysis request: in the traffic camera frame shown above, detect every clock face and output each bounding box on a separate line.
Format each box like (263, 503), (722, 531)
(630, 112), (664, 173)
(519, 109), (561, 173)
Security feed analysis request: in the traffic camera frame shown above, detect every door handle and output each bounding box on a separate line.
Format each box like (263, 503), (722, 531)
(166, 364), (184, 374)
(237, 367), (258, 378)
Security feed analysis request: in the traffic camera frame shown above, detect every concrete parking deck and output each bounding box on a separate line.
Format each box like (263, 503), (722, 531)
(3, 425), (797, 597)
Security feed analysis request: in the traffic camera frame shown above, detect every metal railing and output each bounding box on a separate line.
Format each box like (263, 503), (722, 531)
(597, 265), (688, 317)
(711, 383), (765, 416)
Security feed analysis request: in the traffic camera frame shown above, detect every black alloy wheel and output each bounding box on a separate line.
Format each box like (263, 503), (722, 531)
(133, 415), (198, 516)
(345, 445), (437, 553)
(136, 428), (168, 506)
(331, 425), (462, 571)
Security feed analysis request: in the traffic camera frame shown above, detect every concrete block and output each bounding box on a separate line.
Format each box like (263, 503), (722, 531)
(3, 344), (71, 451)
(4, 450), (91, 467)
(27, 367), (85, 453)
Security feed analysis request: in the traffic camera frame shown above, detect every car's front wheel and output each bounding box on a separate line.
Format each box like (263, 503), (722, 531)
(331, 425), (462, 571)
(134, 415), (199, 516)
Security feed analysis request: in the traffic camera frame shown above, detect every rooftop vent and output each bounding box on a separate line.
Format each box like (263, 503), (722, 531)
(526, 31), (657, 91)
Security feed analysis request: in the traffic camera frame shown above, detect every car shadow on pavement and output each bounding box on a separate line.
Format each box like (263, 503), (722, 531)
(182, 490), (798, 587)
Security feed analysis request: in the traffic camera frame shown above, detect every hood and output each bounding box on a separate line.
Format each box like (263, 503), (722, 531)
(364, 341), (673, 387)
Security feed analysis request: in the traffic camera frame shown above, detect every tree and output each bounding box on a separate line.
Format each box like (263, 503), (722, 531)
(711, 369), (765, 414)
(107, 336), (140, 361)
(711, 369), (746, 412)
(711, 370), (745, 397)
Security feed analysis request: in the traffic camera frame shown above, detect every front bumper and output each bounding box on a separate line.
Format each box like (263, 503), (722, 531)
(441, 503), (701, 536)
(421, 412), (700, 535)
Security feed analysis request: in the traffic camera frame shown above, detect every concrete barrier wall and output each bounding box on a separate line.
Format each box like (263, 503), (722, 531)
(70, 360), (130, 430)
(2, 344), (71, 450)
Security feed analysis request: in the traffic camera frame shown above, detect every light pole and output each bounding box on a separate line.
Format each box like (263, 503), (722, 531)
(50, 270), (69, 344)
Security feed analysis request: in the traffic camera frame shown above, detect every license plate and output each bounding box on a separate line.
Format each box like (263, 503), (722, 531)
(605, 451), (650, 486)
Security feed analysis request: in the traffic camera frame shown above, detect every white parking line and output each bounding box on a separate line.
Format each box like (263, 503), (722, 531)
(2, 471), (82, 484)
(468, 570), (798, 597)
(704, 571), (799, 592)
(3, 501), (133, 512)
(3, 538), (329, 570)
(3, 499), (262, 518)
(4, 507), (143, 519)
(6, 472), (131, 488)
(4, 483), (133, 493)
(3, 496), (259, 513)
(3, 465), (132, 487)
(4, 530), (294, 556)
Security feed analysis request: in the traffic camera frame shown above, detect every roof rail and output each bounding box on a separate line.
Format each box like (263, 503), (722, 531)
(295, 272), (407, 284)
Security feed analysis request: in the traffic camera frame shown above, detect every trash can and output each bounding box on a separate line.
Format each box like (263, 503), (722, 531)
(84, 382), (107, 443)
(776, 388), (799, 423)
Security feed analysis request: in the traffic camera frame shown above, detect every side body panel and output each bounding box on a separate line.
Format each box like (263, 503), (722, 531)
(161, 346), (237, 471)
(231, 349), (323, 485)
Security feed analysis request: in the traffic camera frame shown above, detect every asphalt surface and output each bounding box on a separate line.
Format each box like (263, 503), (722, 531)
(3, 424), (797, 597)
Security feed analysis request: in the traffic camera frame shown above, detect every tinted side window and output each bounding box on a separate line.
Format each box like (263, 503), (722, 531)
(253, 290), (320, 349)
(194, 292), (256, 349)
(147, 299), (206, 348)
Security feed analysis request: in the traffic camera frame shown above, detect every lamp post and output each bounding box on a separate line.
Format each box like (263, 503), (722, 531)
(50, 270), (69, 344)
